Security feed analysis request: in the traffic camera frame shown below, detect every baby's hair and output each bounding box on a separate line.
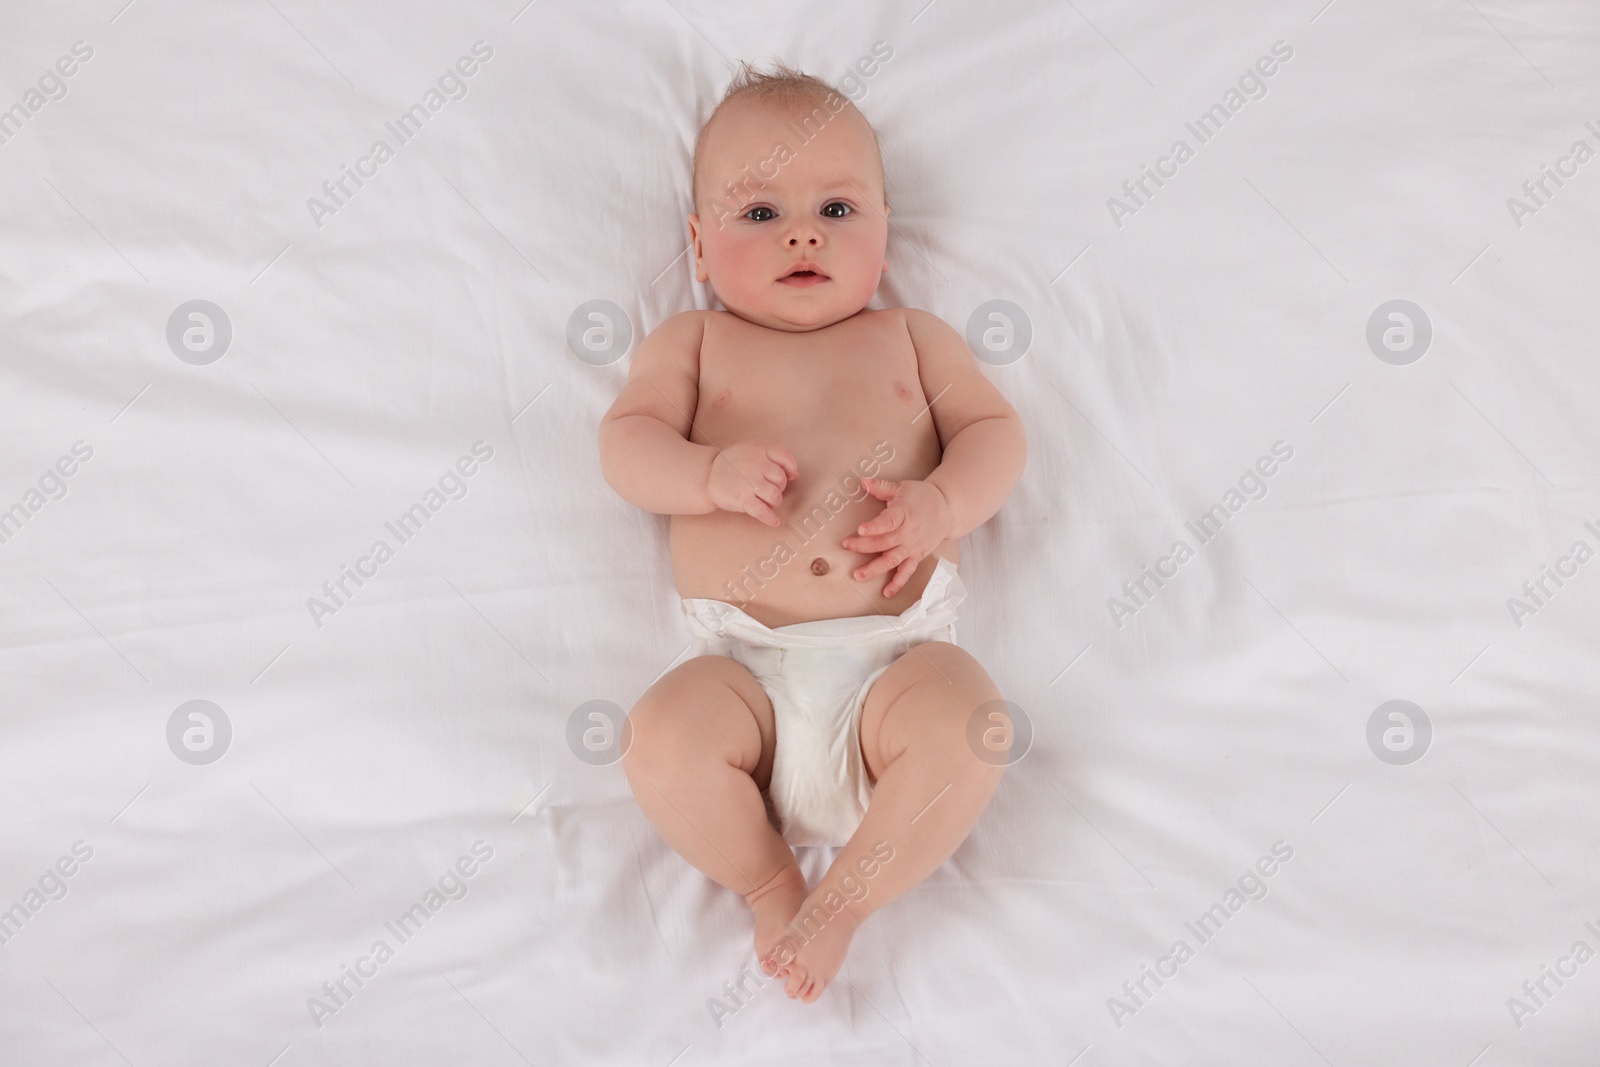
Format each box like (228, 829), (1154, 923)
(716, 58), (840, 107)
(691, 59), (882, 209)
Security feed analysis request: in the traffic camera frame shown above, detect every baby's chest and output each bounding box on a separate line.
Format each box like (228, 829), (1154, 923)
(695, 330), (926, 434)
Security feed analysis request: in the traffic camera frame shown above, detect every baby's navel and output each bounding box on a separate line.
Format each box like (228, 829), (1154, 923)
(810, 557), (829, 576)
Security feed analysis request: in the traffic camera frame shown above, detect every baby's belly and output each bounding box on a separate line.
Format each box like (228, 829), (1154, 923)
(669, 438), (957, 628)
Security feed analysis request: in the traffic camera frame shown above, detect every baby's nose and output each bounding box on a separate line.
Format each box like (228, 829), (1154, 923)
(787, 235), (819, 245)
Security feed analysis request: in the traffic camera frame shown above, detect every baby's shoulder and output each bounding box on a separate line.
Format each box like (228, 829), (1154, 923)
(649, 308), (711, 334)
(867, 307), (963, 353)
(843, 305), (914, 336)
(892, 306), (949, 331)
(635, 310), (711, 358)
(658, 308), (751, 339)
(862, 305), (950, 333)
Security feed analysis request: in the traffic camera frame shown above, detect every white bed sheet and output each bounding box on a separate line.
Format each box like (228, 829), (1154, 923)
(3, 0), (1598, 1063)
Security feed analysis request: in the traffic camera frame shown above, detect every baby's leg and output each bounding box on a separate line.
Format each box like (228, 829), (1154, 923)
(767, 640), (1008, 1002)
(622, 655), (809, 961)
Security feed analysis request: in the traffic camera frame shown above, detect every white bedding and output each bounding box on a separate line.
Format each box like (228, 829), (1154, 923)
(3, 0), (1598, 1063)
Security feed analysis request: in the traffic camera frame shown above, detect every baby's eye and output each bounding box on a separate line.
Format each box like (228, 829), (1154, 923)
(744, 206), (776, 222)
(821, 202), (852, 218)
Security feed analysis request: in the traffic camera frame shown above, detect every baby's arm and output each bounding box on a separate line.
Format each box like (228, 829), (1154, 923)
(598, 312), (718, 515)
(905, 308), (1026, 538)
(598, 311), (797, 524)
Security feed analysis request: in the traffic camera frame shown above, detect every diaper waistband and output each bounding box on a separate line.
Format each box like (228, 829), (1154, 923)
(681, 555), (966, 650)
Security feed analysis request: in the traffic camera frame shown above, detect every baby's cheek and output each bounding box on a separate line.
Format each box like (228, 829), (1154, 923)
(846, 231), (887, 289)
(846, 249), (886, 302)
(711, 238), (766, 300)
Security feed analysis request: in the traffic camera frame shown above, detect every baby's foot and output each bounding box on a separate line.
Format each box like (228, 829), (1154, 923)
(770, 889), (864, 1003)
(743, 864), (808, 976)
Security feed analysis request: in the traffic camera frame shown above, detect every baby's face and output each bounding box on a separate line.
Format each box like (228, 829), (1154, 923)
(689, 95), (889, 332)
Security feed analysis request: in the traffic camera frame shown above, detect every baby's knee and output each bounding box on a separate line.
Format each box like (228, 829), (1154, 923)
(622, 697), (693, 778)
(904, 644), (1007, 756)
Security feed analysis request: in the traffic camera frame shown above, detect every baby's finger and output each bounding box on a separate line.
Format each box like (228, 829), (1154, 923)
(881, 555), (920, 598)
(752, 481), (782, 508)
(851, 549), (905, 583)
(860, 475), (896, 501)
(842, 530), (903, 554)
(748, 499), (781, 527)
(767, 446), (800, 482)
(856, 506), (904, 537)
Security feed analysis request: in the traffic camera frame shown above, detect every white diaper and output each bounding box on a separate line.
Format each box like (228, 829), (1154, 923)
(680, 556), (967, 848)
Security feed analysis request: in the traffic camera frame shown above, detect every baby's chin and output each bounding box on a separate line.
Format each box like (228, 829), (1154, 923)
(722, 298), (869, 333)
(711, 282), (877, 332)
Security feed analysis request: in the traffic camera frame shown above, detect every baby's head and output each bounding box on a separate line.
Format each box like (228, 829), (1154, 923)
(688, 61), (890, 332)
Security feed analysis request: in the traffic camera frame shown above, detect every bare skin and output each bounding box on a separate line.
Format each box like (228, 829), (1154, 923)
(669, 308), (956, 627)
(600, 88), (1026, 1003)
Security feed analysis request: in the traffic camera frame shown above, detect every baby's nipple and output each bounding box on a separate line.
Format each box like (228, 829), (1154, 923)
(810, 557), (829, 576)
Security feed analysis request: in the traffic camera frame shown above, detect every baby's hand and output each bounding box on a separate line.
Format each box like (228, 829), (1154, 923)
(841, 477), (954, 597)
(706, 440), (799, 527)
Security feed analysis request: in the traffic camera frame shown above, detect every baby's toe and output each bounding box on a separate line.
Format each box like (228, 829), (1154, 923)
(784, 965), (808, 998)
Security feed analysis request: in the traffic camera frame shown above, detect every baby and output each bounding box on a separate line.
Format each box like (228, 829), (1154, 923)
(599, 61), (1026, 1004)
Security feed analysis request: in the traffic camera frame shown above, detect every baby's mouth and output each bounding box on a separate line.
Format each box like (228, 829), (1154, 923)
(778, 265), (830, 287)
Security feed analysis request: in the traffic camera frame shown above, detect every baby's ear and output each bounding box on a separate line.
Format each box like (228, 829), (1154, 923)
(686, 213), (710, 282)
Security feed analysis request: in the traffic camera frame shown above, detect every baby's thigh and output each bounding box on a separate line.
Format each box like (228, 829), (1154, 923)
(858, 641), (1003, 783)
(623, 654), (777, 788)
